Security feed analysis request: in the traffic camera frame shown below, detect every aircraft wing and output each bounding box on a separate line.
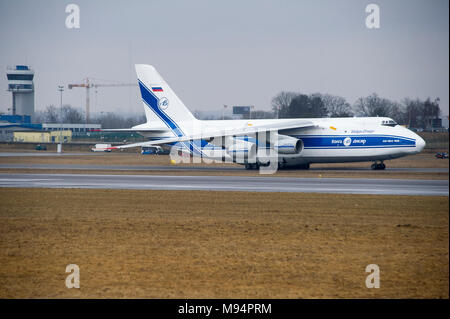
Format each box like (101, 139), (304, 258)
(105, 120), (315, 150)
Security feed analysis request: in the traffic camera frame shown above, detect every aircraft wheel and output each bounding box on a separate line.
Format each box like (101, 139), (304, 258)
(371, 162), (386, 170)
(256, 160), (270, 167)
(245, 163), (259, 170)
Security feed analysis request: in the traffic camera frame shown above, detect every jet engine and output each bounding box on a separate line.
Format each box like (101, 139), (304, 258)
(226, 139), (257, 163)
(273, 134), (304, 155)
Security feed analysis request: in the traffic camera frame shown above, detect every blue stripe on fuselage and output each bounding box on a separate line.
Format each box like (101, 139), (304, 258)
(294, 135), (415, 149)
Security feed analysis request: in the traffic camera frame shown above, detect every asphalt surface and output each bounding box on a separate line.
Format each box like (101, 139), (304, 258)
(0, 152), (105, 157)
(0, 163), (448, 173)
(0, 173), (447, 196)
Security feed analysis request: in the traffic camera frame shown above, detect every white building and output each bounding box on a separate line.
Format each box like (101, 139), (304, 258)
(7, 65), (35, 120)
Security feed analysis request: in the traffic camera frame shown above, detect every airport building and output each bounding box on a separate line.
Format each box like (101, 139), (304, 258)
(0, 116), (100, 141)
(42, 123), (101, 135)
(2, 64), (101, 141)
(0, 116), (42, 142)
(6, 65), (35, 120)
(13, 130), (72, 143)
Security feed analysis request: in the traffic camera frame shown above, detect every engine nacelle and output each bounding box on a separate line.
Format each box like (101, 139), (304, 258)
(273, 134), (303, 155)
(226, 139), (257, 163)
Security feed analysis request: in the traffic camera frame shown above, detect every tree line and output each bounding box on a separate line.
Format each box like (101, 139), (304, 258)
(269, 92), (442, 129)
(35, 91), (443, 131)
(35, 105), (146, 128)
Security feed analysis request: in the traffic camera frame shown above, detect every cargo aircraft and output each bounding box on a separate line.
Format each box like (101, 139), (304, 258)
(103, 64), (425, 170)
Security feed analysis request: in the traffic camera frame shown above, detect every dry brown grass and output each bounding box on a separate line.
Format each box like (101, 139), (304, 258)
(0, 188), (448, 299)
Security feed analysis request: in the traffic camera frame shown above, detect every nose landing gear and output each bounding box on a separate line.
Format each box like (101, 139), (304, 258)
(371, 161), (386, 170)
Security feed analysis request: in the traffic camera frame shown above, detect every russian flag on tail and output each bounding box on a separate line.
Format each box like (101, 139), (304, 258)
(152, 86), (163, 92)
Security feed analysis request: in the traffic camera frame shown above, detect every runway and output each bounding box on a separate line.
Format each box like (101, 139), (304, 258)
(0, 173), (447, 196)
(0, 163), (447, 173)
(0, 152), (105, 157)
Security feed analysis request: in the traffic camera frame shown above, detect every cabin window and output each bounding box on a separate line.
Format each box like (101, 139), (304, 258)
(381, 120), (397, 127)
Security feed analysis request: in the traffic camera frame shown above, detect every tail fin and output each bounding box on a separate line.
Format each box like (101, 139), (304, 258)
(135, 64), (198, 137)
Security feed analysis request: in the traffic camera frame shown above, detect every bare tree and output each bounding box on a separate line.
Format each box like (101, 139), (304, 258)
(403, 98), (421, 128)
(423, 98), (441, 128)
(43, 105), (59, 123)
(271, 91), (297, 118)
(354, 93), (394, 118)
(91, 112), (146, 128)
(317, 94), (353, 117)
(242, 110), (275, 119)
(389, 101), (407, 125)
(33, 110), (46, 123)
(287, 94), (327, 118)
(61, 105), (84, 123)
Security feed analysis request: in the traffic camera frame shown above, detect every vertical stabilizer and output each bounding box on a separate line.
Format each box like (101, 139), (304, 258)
(135, 64), (198, 136)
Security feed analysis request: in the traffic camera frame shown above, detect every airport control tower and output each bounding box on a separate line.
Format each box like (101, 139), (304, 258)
(6, 65), (35, 120)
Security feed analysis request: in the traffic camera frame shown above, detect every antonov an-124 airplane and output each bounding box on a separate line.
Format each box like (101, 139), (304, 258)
(104, 64), (425, 170)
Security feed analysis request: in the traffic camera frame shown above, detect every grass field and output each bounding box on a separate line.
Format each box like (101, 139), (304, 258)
(0, 188), (447, 298)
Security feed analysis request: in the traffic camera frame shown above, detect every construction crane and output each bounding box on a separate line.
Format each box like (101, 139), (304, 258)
(68, 78), (137, 123)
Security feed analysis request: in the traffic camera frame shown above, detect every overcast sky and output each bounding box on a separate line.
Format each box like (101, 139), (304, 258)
(0, 0), (448, 118)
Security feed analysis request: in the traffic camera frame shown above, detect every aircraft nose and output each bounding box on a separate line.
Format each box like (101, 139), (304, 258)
(416, 135), (426, 152)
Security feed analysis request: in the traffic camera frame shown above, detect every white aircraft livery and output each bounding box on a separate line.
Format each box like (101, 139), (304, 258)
(105, 64), (426, 170)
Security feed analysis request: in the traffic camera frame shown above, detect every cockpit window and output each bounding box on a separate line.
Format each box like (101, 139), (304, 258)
(381, 119), (397, 127)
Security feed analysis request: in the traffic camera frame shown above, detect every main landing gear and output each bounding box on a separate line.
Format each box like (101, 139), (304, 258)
(245, 163), (259, 170)
(371, 161), (386, 170)
(245, 161), (273, 170)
